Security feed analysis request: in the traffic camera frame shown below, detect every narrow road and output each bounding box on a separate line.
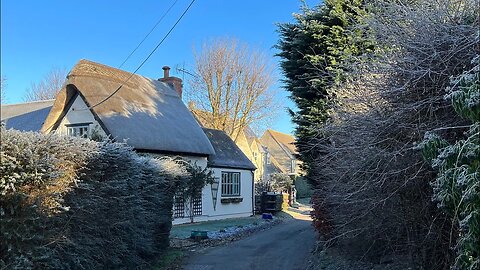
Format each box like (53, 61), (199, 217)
(183, 208), (315, 270)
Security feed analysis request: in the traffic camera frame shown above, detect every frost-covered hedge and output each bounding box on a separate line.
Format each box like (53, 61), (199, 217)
(0, 128), (186, 269)
(421, 56), (479, 270)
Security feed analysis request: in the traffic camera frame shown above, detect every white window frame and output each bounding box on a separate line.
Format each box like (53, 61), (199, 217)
(221, 171), (241, 197)
(66, 123), (90, 138)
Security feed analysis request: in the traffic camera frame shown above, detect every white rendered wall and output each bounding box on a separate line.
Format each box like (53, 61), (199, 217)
(173, 167), (254, 225)
(55, 95), (106, 138)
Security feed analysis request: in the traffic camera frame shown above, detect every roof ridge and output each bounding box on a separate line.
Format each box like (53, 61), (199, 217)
(2, 99), (56, 106)
(69, 59), (179, 99)
(202, 127), (224, 133)
(268, 128), (293, 137)
(69, 59), (143, 88)
(76, 59), (136, 78)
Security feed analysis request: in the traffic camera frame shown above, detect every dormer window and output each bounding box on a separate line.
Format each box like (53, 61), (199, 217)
(66, 123), (91, 138)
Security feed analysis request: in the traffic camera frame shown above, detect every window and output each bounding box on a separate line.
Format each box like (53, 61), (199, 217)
(253, 152), (258, 161)
(221, 172), (241, 197)
(290, 159), (296, 174)
(266, 152), (271, 165)
(66, 123), (91, 138)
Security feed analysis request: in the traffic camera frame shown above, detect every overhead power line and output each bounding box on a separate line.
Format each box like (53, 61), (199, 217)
(119, 0), (180, 68)
(43, 0), (197, 133)
(88, 0), (197, 110)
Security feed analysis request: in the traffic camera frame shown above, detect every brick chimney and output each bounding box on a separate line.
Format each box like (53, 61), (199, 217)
(159, 66), (183, 99)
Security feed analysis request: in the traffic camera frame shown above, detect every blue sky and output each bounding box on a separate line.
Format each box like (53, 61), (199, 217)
(1, 0), (318, 135)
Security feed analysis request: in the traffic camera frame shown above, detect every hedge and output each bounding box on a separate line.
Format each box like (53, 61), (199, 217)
(0, 128), (186, 269)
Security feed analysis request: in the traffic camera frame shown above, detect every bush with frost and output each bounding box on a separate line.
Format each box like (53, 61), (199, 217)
(0, 128), (187, 269)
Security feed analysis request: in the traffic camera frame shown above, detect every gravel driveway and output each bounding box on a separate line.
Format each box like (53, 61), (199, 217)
(183, 209), (315, 270)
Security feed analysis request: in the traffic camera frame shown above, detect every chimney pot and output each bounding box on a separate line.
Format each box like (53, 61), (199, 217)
(162, 66), (170, 78)
(159, 66), (183, 99)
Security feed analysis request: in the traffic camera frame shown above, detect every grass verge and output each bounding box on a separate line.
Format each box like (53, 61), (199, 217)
(152, 248), (185, 270)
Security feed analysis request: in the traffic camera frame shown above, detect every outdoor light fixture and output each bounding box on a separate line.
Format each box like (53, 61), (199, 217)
(211, 177), (220, 211)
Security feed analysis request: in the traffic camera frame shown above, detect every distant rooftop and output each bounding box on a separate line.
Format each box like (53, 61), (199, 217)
(1, 100), (55, 132)
(266, 129), (297, 155)
(1, 99), (55, 119)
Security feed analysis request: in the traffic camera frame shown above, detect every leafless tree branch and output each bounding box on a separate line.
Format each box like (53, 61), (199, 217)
(23, 67), (67, 102)
(187, 37), (279, 140)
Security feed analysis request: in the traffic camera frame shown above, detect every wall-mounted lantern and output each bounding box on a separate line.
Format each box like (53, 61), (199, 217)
(211, 177), (220, 211)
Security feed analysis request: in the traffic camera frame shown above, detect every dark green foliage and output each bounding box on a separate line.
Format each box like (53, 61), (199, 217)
(279, 0), (478, 269)
(421, 57), (479, 270)
(58, 144), (178, 269)
(0, 129), (185, 269)
(294, 177), (313, 198)
(177, 162), (214, 203)
(175, 161), (214, 222)
(276, 0), (372, 177)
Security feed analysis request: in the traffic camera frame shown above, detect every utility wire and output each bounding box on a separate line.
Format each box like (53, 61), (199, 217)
(119, 0), (179, 68)
(88, 0), (197, 110)
(43, 0), (197, 135)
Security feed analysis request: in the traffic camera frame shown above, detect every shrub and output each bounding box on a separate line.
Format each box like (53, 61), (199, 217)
(270, 173), (293, 192)
(254, 174), (293, 194)
(294, 177), (313, 199)
(0, 128), (186, 269)
(302, 0), (478, 268)
(421, 57), (479, 270)
(254, 181), (272, 195)
(174, 160), (214, 223)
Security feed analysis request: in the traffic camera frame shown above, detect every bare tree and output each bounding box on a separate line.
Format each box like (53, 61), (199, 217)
(23, 68), (67, 102)
(188, 38), (278, 141)
(1, 76), (6, 104)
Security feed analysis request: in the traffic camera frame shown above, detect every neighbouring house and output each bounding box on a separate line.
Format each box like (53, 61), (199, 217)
(0, 59), (255, 224)
(1, 99), (55, 131)
(188, 104), (303, 186)
(243, 126), (269, 182)
(260, 129), (302, 178)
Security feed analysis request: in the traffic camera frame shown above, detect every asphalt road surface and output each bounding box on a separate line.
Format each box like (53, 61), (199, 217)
(183, 210), (315, 270)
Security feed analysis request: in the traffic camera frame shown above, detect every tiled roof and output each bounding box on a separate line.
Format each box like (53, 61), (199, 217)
(203, 128), (256, 170)
(267, 129), (297, 156)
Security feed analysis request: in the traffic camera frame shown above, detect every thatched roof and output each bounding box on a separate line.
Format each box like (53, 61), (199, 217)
(1, 100), (54, 132)
(41, 59), (215, 156)
(203, 128), (256, 170)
